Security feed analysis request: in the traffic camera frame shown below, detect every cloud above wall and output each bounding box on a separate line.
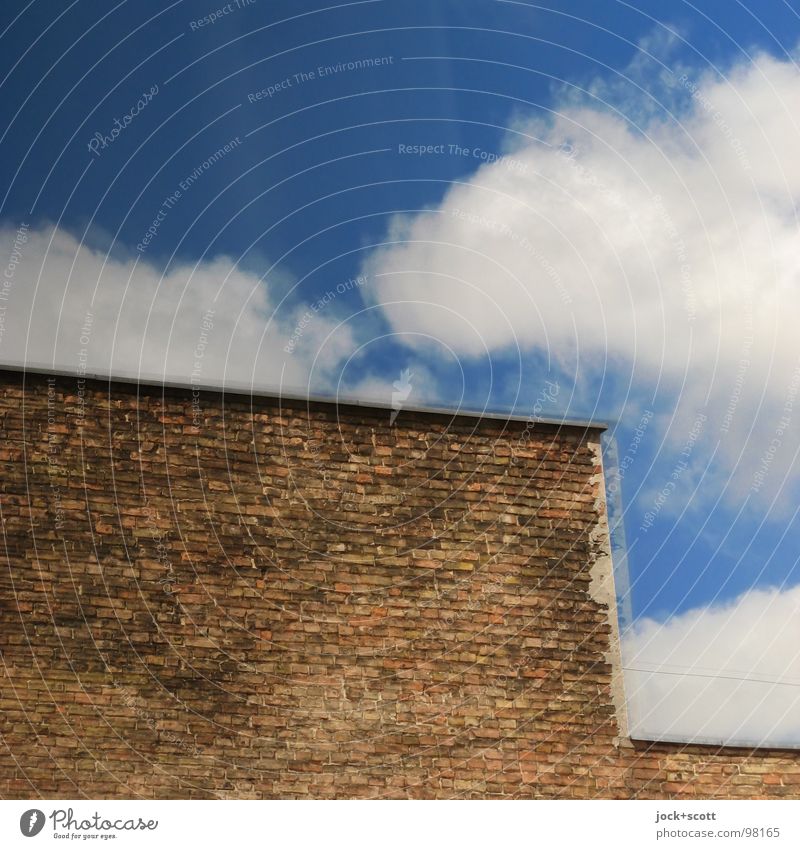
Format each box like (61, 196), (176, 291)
(360, 44), (800, 512)
(0, 224), (357, 392)
(624, 583), (800, 747)
(362, 45), (800, 370)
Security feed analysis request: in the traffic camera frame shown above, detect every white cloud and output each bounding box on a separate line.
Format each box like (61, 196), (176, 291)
(360, 46), (800, 512)
(0, 224), (356, 392)
(623, 584), (800, 747)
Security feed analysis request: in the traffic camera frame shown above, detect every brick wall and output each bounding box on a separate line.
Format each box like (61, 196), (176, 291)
(1, 369), (798, 798)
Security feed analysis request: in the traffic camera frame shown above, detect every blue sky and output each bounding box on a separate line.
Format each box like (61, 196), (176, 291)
(3, 0), (800, 745)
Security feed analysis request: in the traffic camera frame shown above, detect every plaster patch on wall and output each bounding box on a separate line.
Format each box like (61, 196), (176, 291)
(587, 436), (631, 746)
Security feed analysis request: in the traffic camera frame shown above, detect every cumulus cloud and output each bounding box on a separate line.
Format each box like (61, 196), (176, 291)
(623, 584), (800, 747)
(0, 223), (356, 392)
(3, 36), (800, 749)
(360, 46), (800, 512)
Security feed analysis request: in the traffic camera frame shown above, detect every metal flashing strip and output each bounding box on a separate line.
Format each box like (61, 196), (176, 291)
(0, 361), (609, 432)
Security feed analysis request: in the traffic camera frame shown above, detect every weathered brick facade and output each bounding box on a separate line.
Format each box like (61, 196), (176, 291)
(1, 368), (799, 798)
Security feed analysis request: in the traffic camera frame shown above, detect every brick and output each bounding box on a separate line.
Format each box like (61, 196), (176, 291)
(0, 369), (797, 800)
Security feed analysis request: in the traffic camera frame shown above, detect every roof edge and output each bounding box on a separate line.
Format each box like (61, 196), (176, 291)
(0, 361), (608, 432)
